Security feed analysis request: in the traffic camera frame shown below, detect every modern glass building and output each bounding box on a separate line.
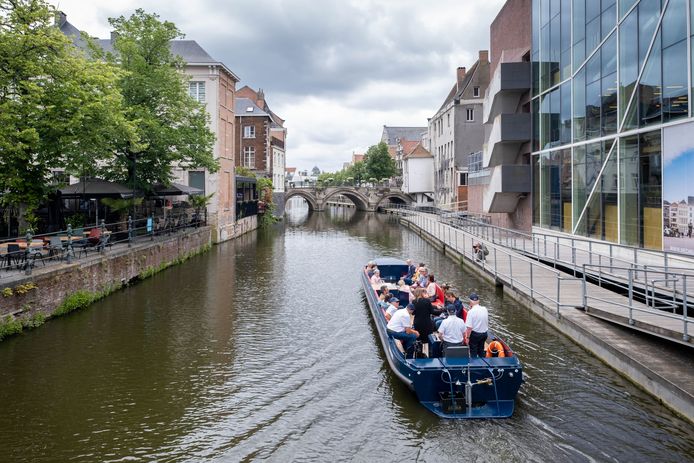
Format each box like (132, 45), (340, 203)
(531, 0), (694, 252)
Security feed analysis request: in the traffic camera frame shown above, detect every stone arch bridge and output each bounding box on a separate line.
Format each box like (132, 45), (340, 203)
(285, 186), (413, 212)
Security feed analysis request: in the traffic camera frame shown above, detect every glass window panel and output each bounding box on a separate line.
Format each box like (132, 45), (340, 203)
(602, 0), (616, 10)
(601, 140), (619, 243)
(540, 152), (552, 227)
(573, 144), (587, 233)
(541, 24), (551, 91)
(620, 135), (640, 246)
(532, 98), (540, 151)
(541, 93), (551, 149)
(601, 72), (618, 135)
(601, 5), (616, 40)
(549, 150), (562, 229)
(619, 9), (638, 128)
(587, 50), (601, 83)
(586, 79), (602, 138)
(532, 52), (540, 96)
(638, 0), (661, 69)
(575, 140), (618, 241)
(573, 67), (587, 141)
(560, 149), (573, 232)
(550, 14), (561, 85)
(541, 0), (551, 26)
(620, 0), (638, 18)
(586, 16), (601, 55)
(573, 0), (585, 44)
(639, 31), (662, 126)
(586, 0), (601, 21)
(533, 0), (540, 51)
(550, 0), (560, 18)
(639, 131), (662, 249)
(573, 39), (586, 71)
(551, 88), (561, 144)
(560, 82), (572, 144)
(662, 40), (689, 122)
(601, 32), (617, 77)
(662, 0), (687, 48)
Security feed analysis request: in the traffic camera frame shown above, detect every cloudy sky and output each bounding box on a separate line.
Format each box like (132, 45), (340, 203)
(53, 0), (505, 172)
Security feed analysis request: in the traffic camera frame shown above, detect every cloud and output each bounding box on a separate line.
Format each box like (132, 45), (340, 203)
(53, 0), (506, 170)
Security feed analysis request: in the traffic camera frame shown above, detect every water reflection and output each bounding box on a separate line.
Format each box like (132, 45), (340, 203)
(0, 203), (690, 462)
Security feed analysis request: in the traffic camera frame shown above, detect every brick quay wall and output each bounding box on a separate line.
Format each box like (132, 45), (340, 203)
(0, 227), (212, 335)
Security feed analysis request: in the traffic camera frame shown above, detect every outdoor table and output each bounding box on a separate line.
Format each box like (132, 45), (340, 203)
(0, 240), (45, 250)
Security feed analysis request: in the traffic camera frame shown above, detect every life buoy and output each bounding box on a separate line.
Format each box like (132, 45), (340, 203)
(486, 340), (506, 358)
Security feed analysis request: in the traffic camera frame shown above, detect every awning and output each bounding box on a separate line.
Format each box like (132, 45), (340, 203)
(59, 179), (133, 198)
(152, 182), (203, 196)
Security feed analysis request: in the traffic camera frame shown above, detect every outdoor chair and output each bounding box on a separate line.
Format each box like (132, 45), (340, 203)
(48, 236), (65, 260)
(4, 244), (24, 270)
(26, 244), (47, 269)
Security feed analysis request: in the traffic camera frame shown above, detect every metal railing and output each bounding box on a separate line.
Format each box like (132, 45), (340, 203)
(582, 264), (691, 342)
(407, 212), (582, 317)
(0, 211), (206, 277)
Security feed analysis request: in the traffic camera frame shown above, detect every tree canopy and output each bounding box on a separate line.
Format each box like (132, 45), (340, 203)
(104, 9), (217, 193)
(0, 0), (137, 227)
(364, 142), (396, 181)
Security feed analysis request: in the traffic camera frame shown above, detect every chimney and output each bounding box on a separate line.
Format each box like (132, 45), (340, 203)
(456, 66), (466, 92)
(256, 88), (265, 109)
(479, 50), (489, 63)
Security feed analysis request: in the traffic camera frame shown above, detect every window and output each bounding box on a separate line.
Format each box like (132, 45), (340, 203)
(243, 125), (255, 138)
(188, 171), (205, 195)
(473, 86), (480, 97)
(188, 81), (205, 103)
(243, 146), (255, 168)
(447, 113), (450, 127)
(458, 172), (468, 186)
(466, 108), (474, 121)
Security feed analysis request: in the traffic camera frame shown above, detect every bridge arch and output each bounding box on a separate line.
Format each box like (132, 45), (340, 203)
(285, 189), (319, 211)
(375, 192), (413, 210)
(323, 188), (370, 211)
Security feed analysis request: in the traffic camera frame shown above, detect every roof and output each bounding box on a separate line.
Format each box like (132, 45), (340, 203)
(59, 178), (133, 198)
(404, 142), (433, 159)
(381, 126), (427, 146)
(387, 146), (397, 159)
(59, 16), (239, 81)
(235, 97), (269, 116)
(399, 140), (419, 155)
(436, 60), (481, 114)
(286, 167), (296, 173)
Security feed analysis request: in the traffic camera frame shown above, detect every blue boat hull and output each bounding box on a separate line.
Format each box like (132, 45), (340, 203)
(362, 268), (523, 418)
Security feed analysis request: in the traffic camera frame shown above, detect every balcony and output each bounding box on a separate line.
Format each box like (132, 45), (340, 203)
(483, 165), (530, 213)
(483, 61), (531, 124)
(483, 113), (530, 168)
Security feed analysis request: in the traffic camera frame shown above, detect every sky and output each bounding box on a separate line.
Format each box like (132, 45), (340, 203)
(53, 0), (506, 172)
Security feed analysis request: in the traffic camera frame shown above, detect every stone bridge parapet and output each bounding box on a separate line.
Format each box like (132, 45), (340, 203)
(284, 186), (413, 212)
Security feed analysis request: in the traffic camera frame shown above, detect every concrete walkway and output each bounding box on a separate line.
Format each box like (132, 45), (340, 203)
(391, 210), (694, 422)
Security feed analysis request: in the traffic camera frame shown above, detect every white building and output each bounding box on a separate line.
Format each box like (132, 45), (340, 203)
(402, 142), (434, 207)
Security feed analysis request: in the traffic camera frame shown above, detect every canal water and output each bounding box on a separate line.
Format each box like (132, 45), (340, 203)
(0, 202), (692, 462)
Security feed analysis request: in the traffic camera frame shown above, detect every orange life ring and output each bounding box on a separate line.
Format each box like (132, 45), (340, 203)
(486, 340), (506, 358)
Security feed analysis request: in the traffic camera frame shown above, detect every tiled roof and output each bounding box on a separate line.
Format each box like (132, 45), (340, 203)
(404, 142), (433, 159)
(235, 98), (269, 116)
(400, 140), (419, 156)
(381, 126), (427, 146)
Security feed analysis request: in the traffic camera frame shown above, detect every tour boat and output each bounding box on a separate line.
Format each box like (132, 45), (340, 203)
(362, 257), (523, 418)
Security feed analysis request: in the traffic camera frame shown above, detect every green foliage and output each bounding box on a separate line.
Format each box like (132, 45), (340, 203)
(0, 316), (22, 341)
(100, 197), (143, 213)
(318, 161), (367, 186)
(236, 166), (255, 178)
(364, 142), (396, 181)
(22, 312), (45, 329)
(0, 0), (138, 225)
(53, 290), (95, 316)
(13, 282), (37, 295)
(256, 178), (273, 201)
(67, 213), (86, 228)
(2, 288), (13, 298)
(189, 193), (214, 212)
(104, 9), (218, 190)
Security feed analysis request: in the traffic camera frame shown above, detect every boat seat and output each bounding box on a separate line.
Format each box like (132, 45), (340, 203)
(393, 339), (405, 354)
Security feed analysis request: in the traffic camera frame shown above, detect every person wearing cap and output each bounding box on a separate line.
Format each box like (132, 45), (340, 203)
(437, 304), (466, 355)
(464, 293), (488, 357)
(386, 302), (419, 357)
(384, 297), (401, 321)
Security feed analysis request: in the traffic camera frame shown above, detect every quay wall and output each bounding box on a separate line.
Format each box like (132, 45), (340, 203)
(399, 215), (694, 423)
(0, 227), (212, 330)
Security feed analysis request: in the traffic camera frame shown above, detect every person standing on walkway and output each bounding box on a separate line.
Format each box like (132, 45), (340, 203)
(464, 293), (488, 358)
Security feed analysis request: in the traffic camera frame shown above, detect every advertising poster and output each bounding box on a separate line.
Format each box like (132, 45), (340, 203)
(663, 123), (694, 255)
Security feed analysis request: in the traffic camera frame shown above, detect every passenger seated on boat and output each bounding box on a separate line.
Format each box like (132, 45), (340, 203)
(434, 290), (463, 329)
(485, 339), (506, 358)
(366, 261), (376, 278)
(377, 292), (389, 310)
(386, 302), (418, 357)
(397, 279), (413, 305)
(380, 284), (392, 300)
(427, 275), (445, 308)
(384, 297), (401, 321)
(416, 267), (429, 287)
(370, 269), (383, 285)
(438, 305), (466, 356)
(404, 259), (416, 285)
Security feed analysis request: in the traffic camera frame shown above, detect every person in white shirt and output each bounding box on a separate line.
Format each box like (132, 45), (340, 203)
(384, 297), (401, 321)
(437, 305), (466, 355)
(464, 293), (488, 358)
(386, 303), (418, 356)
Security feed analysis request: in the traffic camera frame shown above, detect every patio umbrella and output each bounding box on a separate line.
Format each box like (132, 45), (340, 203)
(152, 182), (204, 196)
(59, 179), (133, 198)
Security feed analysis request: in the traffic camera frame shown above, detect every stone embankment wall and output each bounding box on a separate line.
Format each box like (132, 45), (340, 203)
(0, 227), (212, 334)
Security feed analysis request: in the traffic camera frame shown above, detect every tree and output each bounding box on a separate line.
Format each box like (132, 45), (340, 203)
(104, 9), (217, 193)
(0, 0), (137, 228)
(311, 166), (321, 176)
(364, 142), (396, 181)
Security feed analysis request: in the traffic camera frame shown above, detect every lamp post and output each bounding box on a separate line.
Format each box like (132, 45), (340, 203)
(90, 198), (97, 227)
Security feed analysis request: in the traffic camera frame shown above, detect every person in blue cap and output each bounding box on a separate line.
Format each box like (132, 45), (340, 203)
(464, 293), (488, 357)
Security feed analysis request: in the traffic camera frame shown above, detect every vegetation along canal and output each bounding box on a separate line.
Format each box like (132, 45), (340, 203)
(0, 202), (692, 462)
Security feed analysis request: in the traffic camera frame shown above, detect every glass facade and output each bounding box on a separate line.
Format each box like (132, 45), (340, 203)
(531, 0), (692, 250)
